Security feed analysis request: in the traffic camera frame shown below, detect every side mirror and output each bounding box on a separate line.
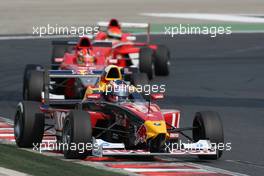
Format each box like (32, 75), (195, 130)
(86, 93), (101, 100)
(150, 93), (164, 100)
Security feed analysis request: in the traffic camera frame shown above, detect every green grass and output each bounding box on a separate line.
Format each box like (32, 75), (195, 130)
(0, 144), (124, 176)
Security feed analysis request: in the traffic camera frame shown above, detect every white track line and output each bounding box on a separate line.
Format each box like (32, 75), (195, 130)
(159, 156), (248, 176)
(188, 162), (249, 176)
(0, 128), (13, 131)
(124, 168), (210, 173)
(0, 30), (264, 41)
(0, 134), (14, 137)
(141, 13), (264, 23)
(0, 35), (75, 40)
(0, 33), (160, 40)
(77, 160), (140, 176)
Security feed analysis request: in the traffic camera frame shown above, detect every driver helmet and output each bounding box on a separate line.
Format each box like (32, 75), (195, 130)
(107, 26), (122, 40)
(77, 48), (95, 65)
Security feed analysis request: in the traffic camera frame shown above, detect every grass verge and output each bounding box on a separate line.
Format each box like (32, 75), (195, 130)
(0, 144), (124, 176)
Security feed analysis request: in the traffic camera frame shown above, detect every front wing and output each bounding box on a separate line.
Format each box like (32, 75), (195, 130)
(92, 139), (217, 157)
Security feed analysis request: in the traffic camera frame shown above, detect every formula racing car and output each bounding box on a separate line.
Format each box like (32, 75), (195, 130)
(50, 19), (170, 80)
(15, 70), (224, 160)
(95, 19), (170, 79)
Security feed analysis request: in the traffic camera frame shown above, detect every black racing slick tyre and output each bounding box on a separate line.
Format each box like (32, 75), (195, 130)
(62, 110), (92, 159)
(24, 70), (44, 101)
(154, 45), (170, 76)
(139, 47), (154, 80)
(14, 101), (44, 148)
(192, 111), (224, 160)
(23, 64), (43, 100)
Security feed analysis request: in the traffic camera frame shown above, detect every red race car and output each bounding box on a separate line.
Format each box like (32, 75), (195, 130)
(50, 19), (170, 80)
(16, 72), (224, 160)
(23, 37), (148, 101)
(94, 19), (170, 80)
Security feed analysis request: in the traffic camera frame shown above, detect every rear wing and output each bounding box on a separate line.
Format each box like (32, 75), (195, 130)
(43, 65), (123, 106)
(97, 21), (151, 43)
(97, 22), (149, 29)
(43, 69), (102, 105)
(52, 40), (112, 47)
(51, 40), (77, 46)
(51, 39), (112, 65)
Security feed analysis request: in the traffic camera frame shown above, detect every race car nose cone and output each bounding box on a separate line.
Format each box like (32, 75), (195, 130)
(144, 120), (168, 140)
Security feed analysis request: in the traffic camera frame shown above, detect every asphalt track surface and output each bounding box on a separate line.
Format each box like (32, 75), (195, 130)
(0, 34), (264, 175)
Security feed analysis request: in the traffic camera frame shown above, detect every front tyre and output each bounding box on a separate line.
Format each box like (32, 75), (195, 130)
(24, 70), (44, 101)
(14, 101), (44, 147)
(62, 110), (92, 159)
(192, 111), (224, 160)
(23, 64), (43, 100)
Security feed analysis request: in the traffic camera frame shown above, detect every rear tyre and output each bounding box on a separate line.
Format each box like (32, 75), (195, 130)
(62, 110), (92, 159)
(192, 111), (224, 160)
(24, 70), (44, 101)
(139, 47), (154, 80)
(14, 101), (44, 147)
(154, 45), (170, 76)
(23, 64), (43, 100)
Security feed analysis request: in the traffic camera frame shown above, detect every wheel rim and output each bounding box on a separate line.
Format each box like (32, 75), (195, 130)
(14, 112), (23, 139)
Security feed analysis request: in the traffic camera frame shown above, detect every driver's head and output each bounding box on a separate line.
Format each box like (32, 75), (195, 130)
(107, 26), (122, 40)
(106, 80), (129, 102)
(77, 48), (95, 65)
